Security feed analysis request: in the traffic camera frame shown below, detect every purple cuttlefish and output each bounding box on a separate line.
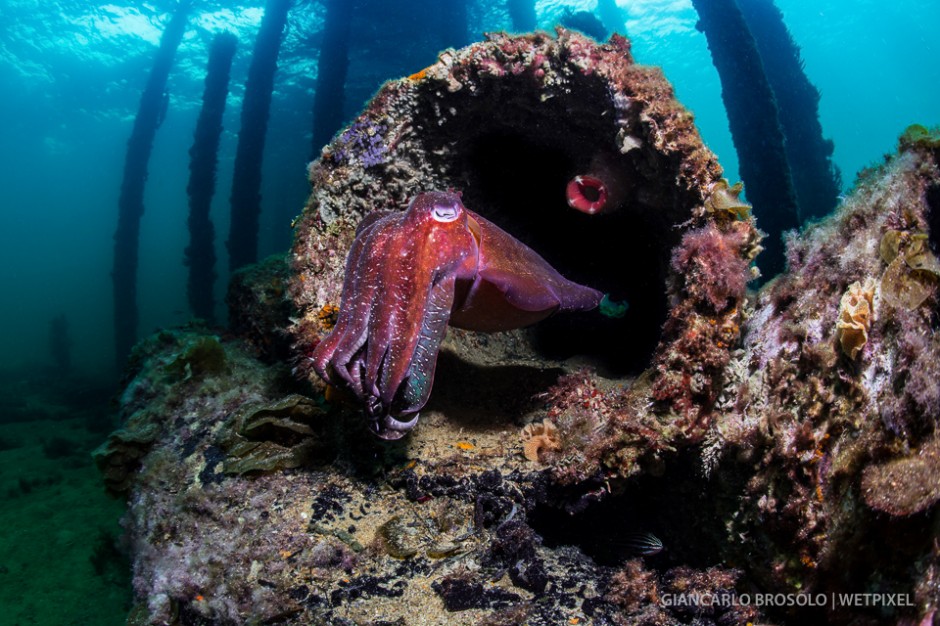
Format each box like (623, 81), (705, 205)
(311, 190), (602, 439)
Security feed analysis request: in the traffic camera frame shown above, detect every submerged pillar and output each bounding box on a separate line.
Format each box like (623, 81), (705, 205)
(439, 0), (470, 49)
(691, 0), (800, 277)
(596, 0), (627, 37)
(49, 314), (72, 374)
(311, 0), (353, 156)
(185, 32), (237, 324)
(112, 1), (189, 368)
(737, 0), (841, 222)
(227, 0), (292, 272)
(507, 0), (536, 32)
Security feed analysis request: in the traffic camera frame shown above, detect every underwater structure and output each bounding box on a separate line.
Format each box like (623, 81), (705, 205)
(227, 0), (291, 272)
(507, 0), (537, 32)
(736, 0), (842, 224)
(691, 0), (799, 279)
(558, 10), (608, 41)
(49, 314), (71, 373)
(185, 32), (238, 325)
(596, 0), (628, 38)
(96, 31), (940, 626)
(692, 0), (841, 278)
(438, 0), (470, 49)
(112, 2), (189, 367)
(311, 0), (354, 156)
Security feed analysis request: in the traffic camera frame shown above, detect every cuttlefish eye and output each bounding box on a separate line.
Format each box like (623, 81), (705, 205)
(431, 202), (460, 223)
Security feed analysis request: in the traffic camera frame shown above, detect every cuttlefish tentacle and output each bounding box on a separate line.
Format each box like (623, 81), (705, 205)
(311, 223), (383, 394)
(384, 271), (457, 411)
(311, 190), (602, 439)
(386, 202), (474, 403)
(322, 211), (407, 397)
(369, 271), (457, 437)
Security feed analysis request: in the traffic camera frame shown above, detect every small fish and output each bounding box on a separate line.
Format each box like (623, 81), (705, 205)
(622, 532), (664, 556)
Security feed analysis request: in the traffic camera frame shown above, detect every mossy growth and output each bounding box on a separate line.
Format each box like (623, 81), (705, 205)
(162, 335), (228, 382)
(861, 437), (940, 516)
(898, 124), (940, 151)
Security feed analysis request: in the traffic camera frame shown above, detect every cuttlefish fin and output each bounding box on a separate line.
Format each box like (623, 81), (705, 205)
(450, 211), (602, 332)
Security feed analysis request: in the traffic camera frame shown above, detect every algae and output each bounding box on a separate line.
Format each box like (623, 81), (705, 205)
(218, 394), (326, 474)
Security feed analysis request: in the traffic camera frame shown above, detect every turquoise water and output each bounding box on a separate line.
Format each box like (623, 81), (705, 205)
(0, 0), (937, 376)
(0, 1), (937, 623)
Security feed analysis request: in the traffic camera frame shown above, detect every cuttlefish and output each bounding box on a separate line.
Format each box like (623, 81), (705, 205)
(311, 191), (602, 439)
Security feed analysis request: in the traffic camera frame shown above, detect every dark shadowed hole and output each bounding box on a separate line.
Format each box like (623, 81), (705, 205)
(926, 182), (940, 256)
(413, 69), (696, 378)
(579, 181), (601, 203)
(452, 129), (674, 377)
(425, 350), (564, 428)
(527, 453), (729, 569)
(529, 452), (935, 625)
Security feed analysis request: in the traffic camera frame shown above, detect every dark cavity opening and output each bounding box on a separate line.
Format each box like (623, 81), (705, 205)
(459, 131), (670, 376)
(528, 452), (731, 570)
(926, 181), (940, 256)
(577, 179), (602, 203)
(416, 73), (689, 377)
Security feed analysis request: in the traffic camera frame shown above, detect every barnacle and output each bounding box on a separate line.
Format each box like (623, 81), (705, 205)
(521, 418), (562, 463)
(835, 279), (875, 359)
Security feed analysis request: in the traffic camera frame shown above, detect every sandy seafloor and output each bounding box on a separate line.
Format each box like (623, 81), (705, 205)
(0, 370), (130, 626)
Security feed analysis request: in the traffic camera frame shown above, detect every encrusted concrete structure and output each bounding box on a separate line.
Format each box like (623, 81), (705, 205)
(96, 32), (939, 626)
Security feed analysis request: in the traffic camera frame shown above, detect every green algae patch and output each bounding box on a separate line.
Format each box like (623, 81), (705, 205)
(898, 123), (940, 151)
(163, 335), (228, 381)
